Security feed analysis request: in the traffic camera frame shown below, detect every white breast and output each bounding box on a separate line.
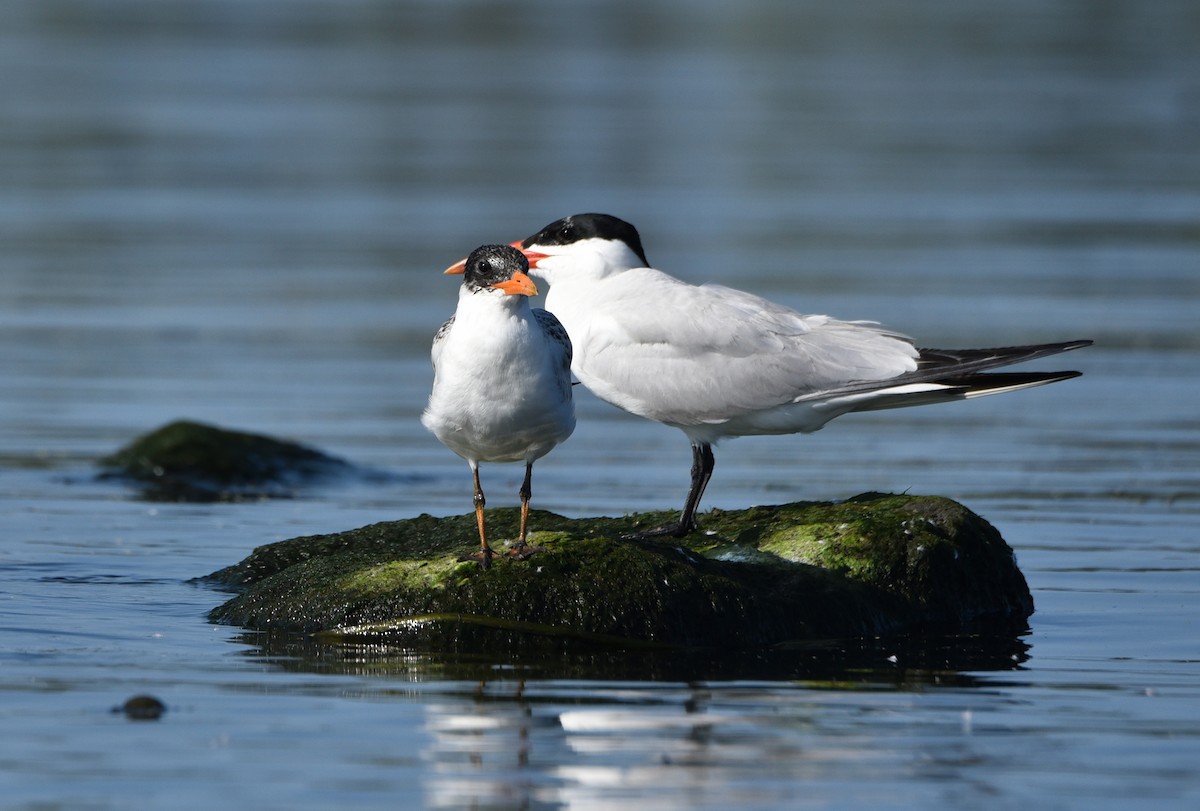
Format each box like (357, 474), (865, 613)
(422, 292), (575, 464)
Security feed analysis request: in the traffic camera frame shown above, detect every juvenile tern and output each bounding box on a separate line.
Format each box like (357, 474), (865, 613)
(447, 214), (1090, 538)
(423, 244), (575, 566)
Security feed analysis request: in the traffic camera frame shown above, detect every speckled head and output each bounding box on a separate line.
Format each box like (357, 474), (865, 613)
(463, 244), (537, 297)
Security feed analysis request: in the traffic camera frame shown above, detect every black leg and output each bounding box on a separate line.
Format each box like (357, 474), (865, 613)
(678, 441), (715, 533)
(625, 441), (715, 539)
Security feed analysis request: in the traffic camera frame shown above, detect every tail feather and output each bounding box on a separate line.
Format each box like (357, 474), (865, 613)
(914, 340), (1093, 377)
(796, 339), (1091, 404)
(950, 370), (1082, 398)
(833, 370), (1082, 414)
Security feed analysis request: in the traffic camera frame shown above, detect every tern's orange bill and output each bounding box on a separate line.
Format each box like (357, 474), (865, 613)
(490, 271), (538, 297)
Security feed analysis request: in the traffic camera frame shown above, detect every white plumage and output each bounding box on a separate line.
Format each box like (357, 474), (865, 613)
(535, 265), (920, 437)
(423, 244), (574, 566)
(493, 213), (1090, 537)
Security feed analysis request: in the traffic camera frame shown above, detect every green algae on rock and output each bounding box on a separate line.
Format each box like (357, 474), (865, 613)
(204, 493), (1033, 649)
(99, 419), (352, 502)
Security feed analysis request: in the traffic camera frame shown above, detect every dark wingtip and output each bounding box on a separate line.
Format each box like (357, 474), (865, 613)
(1059, 339), (1094, 351)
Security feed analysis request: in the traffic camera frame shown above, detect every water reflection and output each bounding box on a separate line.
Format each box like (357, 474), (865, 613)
(231, 630), (1030, 808)
(235, 628), (1030, 685)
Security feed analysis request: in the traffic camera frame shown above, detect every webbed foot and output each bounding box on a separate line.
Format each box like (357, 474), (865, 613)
(459, 548), (499, 570)
(506, 542), (546, 561)
(621, 521), (696, 541)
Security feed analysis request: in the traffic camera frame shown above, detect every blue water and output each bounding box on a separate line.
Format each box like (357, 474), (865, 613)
(3, 1), (1199, 808)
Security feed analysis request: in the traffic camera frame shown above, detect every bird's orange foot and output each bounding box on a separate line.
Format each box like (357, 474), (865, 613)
(506, 542), (546, 561)
(459, 548), (499, 570)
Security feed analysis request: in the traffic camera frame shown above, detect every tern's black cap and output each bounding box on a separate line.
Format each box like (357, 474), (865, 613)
(520, 213), (649, 267)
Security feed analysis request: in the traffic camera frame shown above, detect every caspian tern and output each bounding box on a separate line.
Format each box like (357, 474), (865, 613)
(423, 244), (575, 566)
(446, 214), (1091, 538)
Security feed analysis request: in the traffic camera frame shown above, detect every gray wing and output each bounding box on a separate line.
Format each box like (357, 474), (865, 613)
(534, 308), (574, 382)
(430, 315), (455, 371)
(573, 272), (920, 421)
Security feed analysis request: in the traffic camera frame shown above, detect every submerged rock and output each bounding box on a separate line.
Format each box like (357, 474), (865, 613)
(114, 695), (167, 721)
(204, 493), (1033, 650)
(99, 420), (352, 502)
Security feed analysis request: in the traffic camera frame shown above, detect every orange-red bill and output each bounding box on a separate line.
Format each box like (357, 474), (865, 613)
(511, 242), (549, 268)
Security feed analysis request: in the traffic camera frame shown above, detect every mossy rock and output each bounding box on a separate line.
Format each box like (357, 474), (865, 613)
(99, 420), (352, 501)
(204, 493), (1033, 650)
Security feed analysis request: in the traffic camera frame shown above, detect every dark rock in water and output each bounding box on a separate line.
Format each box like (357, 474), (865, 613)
(203, 493), (1034, 650)
(115, 694), (166, 721)
(99, 420), (351, 502)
